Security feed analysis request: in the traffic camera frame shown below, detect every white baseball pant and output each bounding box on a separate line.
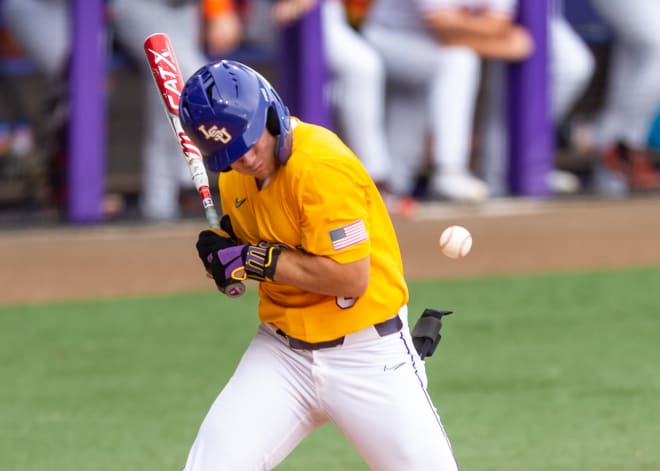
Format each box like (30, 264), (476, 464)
(590, 0), (660, 148)
(182, 306), (458, 470)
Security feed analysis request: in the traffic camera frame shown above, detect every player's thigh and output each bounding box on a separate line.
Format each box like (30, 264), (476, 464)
(363, 26), (443, 86)
(592, 0), (660, 48)
(184, 325), (323, 471)
(1, 0), (69, 77)
(322, 2), (383, 83)
(550, 18), (594, 89)
(323, 331), (458, 471)
(111, 0), (206, 77)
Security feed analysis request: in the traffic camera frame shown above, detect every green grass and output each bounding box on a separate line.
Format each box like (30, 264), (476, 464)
(1, 266), (660, 470)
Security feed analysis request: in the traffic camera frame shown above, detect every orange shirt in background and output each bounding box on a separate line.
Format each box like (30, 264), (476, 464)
(203, 0), (236, 17)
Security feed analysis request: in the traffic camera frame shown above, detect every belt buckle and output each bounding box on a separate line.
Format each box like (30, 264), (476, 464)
(374, 314), (403, 337)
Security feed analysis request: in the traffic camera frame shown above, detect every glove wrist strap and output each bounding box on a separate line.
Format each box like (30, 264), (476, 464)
(243, 243), (281, 282)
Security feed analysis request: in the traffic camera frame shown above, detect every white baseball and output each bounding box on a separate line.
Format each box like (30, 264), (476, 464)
(439, 225), (472, 259)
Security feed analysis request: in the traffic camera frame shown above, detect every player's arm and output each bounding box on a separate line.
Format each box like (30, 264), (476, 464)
(422, 8), (533, 61)
(272, 0), (318, 26)
(273, 251), (370, 298)
(196, 232), (370, 298)
(423, 7), (513, 39)
(441, 26), (533, 60)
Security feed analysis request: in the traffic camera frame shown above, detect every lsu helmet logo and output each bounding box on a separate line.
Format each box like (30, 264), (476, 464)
(198, 124), (232, 143)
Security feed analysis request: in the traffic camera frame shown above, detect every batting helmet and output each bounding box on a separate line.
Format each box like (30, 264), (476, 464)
(179, 60), (292, 172)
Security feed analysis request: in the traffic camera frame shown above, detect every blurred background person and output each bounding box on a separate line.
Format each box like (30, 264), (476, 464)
(546, 0), (594, 194)
(363, 0), (532, 203)
(0, 0), (69, 79)
(266, 0), (414, 213)
(550, 0), (594, 125)
(478, 0), (595, 197)
(321, 1), (398, 207)
(203, 0), (244, 55)
(0, 10), (37, 183)
(1, 0), (74, 213)
(1, 0), (243, 222)
(588, 0), (660, 193)
(109, 0), (243, 221)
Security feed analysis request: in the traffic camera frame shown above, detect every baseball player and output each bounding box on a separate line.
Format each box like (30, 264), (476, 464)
(110, 0), (243, 221)
(321, 0), (393, 195)
(0, 0), (76, 212)
(248, 0), (407, 212)
(0, 0), (69, 79)
(362, 0), (530, 202)
(550, 0), (594, 124)
(478, 0), (594, 196)
(589, 0), (660, 190)
(178, 60), (458, 470)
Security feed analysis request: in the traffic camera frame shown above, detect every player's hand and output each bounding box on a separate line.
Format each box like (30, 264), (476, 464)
(196, 227), (246, 294)
(272, 0), (317, 26)
(206, 241), (282, 287)
(219, 214), (238, 240)
(205, 244), (249, 288)
(196, 227), (237, 273)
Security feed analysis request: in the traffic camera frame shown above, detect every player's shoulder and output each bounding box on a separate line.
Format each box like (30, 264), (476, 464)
(291, 119), (344, 150)
(289, 119), (361, 168)
(283, 119), (371, 188)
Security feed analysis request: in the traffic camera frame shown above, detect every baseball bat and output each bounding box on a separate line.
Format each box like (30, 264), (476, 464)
(143, 33), (245, 298)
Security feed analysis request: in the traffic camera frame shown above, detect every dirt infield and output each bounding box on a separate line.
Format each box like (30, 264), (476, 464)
(2, 196), (659, 305)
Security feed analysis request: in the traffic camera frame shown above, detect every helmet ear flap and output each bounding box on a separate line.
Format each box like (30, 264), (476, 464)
(266, 107), (282, 163)
(266, 107), (281, 136)
(266, 105), (292, 164)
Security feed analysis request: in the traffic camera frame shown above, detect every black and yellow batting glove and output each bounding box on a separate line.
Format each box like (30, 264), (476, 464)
(242, 241), (281, 282)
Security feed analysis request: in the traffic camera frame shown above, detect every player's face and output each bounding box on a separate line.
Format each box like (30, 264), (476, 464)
(230, 128), (278, 181)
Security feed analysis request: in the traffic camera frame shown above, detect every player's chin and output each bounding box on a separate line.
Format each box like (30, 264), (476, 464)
(231, 163), (256, 175)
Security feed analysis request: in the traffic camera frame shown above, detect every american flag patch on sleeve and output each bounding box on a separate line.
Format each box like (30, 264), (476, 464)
(329, 220), (367, 251)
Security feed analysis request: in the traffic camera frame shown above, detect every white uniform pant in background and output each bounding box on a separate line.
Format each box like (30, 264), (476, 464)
(550, 16), (595, 122)
(590, 0), (660, 148)
(479, 13), (594, 196)
(0, 0), (70, 78)
(363, 26), (481, 196)
(183, 307), (458, 471)
(322, 0), (392, 184)
(111, 0), (208, 221)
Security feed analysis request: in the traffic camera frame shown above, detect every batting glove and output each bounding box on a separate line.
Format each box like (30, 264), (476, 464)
(196, 227), (244, 293)
(219, 214), (238, 240)
(196, 227), (237, 272)
(242, 241), (281, 282)
(207, 241), (281, 286)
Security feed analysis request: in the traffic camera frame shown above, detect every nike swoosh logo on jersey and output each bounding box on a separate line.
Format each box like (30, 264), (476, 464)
(383, 361), (406, 372)
(234, 197), (247, 208)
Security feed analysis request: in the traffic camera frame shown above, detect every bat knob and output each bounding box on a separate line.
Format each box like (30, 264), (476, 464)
(224, 281), (246, 298)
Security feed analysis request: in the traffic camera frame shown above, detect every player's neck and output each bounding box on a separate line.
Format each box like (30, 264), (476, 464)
(256, 176), (271, 190)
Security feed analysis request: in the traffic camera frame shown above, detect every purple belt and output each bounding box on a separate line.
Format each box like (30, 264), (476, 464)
(276, 315), (403, 351)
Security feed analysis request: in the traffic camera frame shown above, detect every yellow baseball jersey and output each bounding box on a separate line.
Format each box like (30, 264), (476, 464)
(218, 118), (408, 342)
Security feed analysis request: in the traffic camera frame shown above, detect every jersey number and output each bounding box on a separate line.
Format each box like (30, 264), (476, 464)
(336, 296), (357, 309)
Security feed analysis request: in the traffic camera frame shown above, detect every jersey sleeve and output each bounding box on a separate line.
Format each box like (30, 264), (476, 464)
(297, 159), (371, 264)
